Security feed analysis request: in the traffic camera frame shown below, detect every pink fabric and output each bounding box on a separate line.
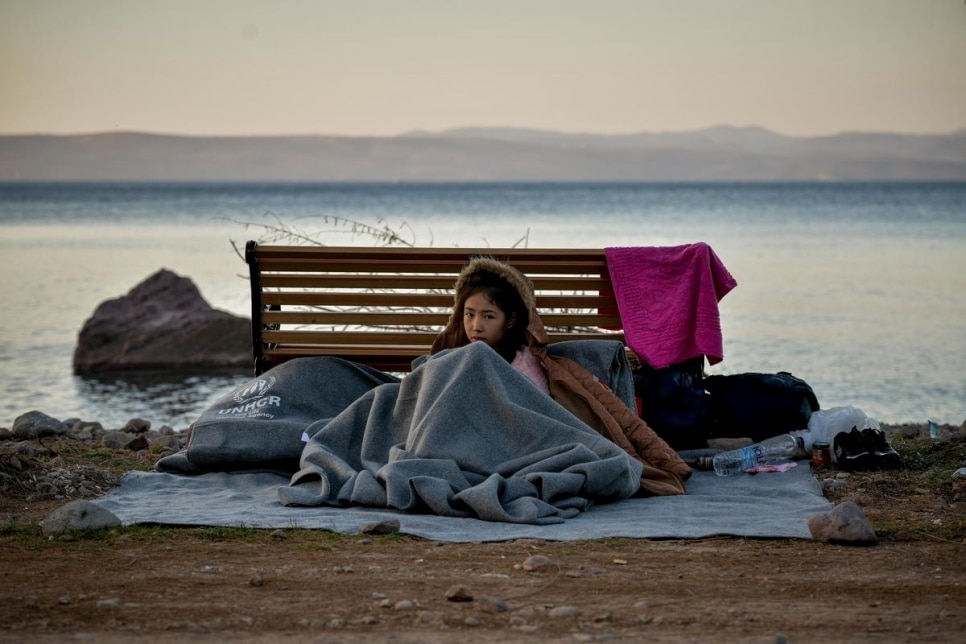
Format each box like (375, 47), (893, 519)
(511, 347), (550, 395)
(605, 243), (737, 369)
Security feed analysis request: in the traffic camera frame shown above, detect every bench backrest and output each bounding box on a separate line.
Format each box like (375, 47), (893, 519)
(245, 241), (625, 375)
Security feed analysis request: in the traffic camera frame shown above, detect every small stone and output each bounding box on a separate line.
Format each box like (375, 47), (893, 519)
(249, 573), (264, 587)
(478, 596), (508, 613)
(122, 418), (151, 433)
(394, 599), (416, 611)
(15, 441), (36, 456)
(808, 501), (878, 545)
(445, 585), (473, 602)
(42, 500), (122, 536)
(360, 519), (400, 535)
(70, 428), (94, 441)
(124, 434), (150, 451)
(101, 431), (134, 450)
(522, 555), (553, 572)
(12, 411), (67, 439)
(269, 529), (287, 540)
(548, 605), (580, 618)
(96, 598), (120, 608)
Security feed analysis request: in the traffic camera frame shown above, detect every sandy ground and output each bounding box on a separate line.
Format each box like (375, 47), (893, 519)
(1, 424), (964, 643)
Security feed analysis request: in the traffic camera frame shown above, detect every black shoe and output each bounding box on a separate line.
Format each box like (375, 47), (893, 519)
(833, 427), (873, 471)
(861, 428), (903, 470)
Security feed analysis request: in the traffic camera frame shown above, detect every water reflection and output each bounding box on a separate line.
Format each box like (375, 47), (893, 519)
(73, 370), (250, 431)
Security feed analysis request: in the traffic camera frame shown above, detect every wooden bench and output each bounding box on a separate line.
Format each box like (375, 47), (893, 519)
(245, 241), (626, 375)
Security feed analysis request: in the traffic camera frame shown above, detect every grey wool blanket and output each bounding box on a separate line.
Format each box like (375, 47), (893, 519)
(157, 341), (644, 525)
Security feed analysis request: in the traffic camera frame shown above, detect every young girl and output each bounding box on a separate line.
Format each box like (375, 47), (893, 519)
(430, 256), (550, 394)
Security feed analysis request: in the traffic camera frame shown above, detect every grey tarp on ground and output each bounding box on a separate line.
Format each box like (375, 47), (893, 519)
(121, 340), (833, 538)
(94, 464), (831, 541)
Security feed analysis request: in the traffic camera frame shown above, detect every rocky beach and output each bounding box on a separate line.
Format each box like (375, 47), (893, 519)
(1, 408), (963, 642)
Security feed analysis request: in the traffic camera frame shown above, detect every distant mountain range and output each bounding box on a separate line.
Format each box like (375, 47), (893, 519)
(1, 126), (964, 182)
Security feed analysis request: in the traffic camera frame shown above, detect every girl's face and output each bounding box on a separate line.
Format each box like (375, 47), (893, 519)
(463, 292), (515, 348)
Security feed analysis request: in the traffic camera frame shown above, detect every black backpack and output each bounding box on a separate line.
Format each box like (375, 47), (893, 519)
(633, 357), (710, 450)
(704, 371), (820, 443)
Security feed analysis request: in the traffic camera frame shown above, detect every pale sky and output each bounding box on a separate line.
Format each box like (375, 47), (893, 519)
(1, 0), (964, 137)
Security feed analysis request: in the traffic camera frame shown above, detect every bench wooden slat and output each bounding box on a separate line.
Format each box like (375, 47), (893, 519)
(256, 257), (609, 275)
(262, 332), (442, 346)
(261, 311), (624, 327)
(260, 274), (613, 291)
(253, 245), (606, 262)
(261, 330), (624, 346)
(260, 291), (617, 309)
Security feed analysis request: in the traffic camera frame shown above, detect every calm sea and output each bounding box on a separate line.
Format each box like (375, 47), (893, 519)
(0, 182), (963, 430)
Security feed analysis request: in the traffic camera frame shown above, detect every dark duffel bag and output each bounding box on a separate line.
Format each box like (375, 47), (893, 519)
(704, 371), (820, 443)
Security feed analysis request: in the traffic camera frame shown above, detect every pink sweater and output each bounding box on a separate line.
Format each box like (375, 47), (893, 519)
(511, 348), (550, 395)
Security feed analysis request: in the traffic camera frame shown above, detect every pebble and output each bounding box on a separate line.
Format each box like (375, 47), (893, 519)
(445, 584), (473, 602)
(360, 519), (400, 535)
(477, 596), (508, 613)
(42, 499), (122, 536)
(548, 605), (580, 618)
(522, 554), (553, 572)
(417, 610), (439, 624)
(807, 501), (878, 545)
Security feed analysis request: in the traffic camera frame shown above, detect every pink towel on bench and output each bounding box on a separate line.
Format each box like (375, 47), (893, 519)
(605, 243), (737, 369)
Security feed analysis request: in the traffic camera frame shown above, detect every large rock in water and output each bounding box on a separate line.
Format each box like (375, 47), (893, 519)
(73, 269), (251, 374)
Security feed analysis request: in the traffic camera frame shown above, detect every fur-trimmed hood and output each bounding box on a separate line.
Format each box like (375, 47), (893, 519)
(431, 256), (549, 355)
(452, 256), (536, 311)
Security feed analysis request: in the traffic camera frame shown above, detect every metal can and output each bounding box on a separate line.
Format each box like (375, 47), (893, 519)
(812, 442), (831, 469)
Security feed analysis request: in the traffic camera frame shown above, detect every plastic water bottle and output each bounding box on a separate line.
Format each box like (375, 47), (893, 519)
(712, 431), (810, 477)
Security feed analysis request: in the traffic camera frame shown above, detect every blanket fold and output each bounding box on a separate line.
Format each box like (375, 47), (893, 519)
(605, 243), (737, 369)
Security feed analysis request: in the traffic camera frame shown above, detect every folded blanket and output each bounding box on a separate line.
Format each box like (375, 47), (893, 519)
(605, 243), (737, 368)
(278, 342), (644, 524)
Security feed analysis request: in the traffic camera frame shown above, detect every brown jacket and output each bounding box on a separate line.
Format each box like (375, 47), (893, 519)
(530, 343), (690, 495)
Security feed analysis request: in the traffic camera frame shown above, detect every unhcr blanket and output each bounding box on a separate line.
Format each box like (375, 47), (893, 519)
(157, 341), (645, 525)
